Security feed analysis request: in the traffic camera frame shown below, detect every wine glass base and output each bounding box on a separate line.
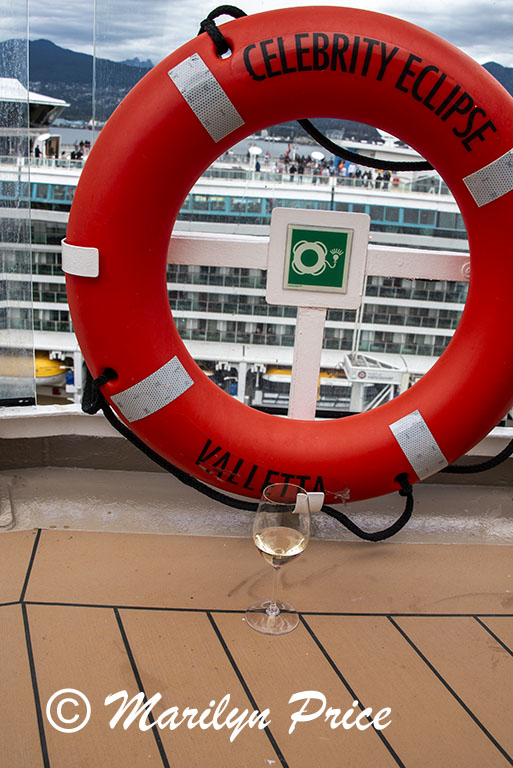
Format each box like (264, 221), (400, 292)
(245, 599), (299, 635)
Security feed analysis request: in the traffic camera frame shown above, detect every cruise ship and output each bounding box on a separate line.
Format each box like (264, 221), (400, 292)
(1, 78), (469, 415)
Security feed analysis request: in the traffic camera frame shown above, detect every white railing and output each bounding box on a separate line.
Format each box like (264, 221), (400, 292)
(0, 154), (450, 197)
(166, 231), (470, 280)
(201, 166), (449, 196)
(0, 155), (87, 170)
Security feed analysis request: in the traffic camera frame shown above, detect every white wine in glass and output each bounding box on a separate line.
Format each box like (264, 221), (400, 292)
(245, 483), (310, 635)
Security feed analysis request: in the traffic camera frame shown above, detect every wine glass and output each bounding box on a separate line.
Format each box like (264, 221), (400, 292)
(245, 483), (311, 635)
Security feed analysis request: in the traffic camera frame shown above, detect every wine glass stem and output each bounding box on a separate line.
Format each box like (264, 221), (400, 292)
(267, 566), (281, 617)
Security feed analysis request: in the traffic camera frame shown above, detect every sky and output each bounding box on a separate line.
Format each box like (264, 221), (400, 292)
(20, 0), (513, 67)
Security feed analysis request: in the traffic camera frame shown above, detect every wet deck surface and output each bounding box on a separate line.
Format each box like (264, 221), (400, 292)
(1, 528), (513, 767)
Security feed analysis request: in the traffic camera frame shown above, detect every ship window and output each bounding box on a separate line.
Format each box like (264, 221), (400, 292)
(438, 211), (457, 229)
(33, 251), (56, 265)
(231, 198), (246, 212)
(351, 203), (366, 213)
(385, 207), (399, 222)
(2, 279), (28, 300)
(192, 194), (208, 211)
(209, 196), (225, 211)
(52, 185), (66, 201)
(247, 198), (262, 213)
(370, 205), (384, 220)
(65, 186), (75, 201)
(420, 210), (436, 226)
(1, 250), (18, 271)
(335, 202), (349, 211)
(403, 208), (419, 224)
(455, 213), (465, 230)
(35, 184), (49, 200)
(2, 181), (16, 197)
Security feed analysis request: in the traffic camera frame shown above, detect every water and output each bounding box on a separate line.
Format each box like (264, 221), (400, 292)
(229, 137), (333, 161)
(53, 126), (100, 149)
(52, 124), (336, 162)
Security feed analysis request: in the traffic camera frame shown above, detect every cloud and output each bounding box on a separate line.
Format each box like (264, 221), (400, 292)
(23, 0), (513, 66)
(27, 0), (221, 62)
(400, 0), (513, 64)
(28, 1), (95, 54)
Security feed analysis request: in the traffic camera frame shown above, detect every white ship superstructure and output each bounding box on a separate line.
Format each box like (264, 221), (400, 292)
(1, 81), (469, 412)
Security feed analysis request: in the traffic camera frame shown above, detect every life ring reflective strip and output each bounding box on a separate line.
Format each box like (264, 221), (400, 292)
(463, 148), (513, 206)
(169, 52), (245, 142)
(64, 7), (513, 503)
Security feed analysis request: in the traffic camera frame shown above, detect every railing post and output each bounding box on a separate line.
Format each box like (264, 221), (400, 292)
(287, 306), (326, 420)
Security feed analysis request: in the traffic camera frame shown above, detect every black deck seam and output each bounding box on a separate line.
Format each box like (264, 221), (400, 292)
(388, 616), (513, 766)
(299, 614), (406, 768)
(206, 611), (289, 768)
(22, 603), (51, 768)
(474, 616), (513, 658)
(113, 608), (170, 768)
(20, 528), (42, 603)
(20, 601), (513, 617)
(23, 601), (244, 613)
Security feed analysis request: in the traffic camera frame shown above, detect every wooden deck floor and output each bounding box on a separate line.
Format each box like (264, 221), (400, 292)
(1, 529), (513, 767)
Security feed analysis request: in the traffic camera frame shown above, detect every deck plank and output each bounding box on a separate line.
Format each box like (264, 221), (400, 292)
(119, 609), (279, 767)
(213, 612), (398, 767)
(0, 604), (44, 767)
(24, 530), (513, 614)
(0, 529), (38, 603)
(478, 617), (513, 652)
(26, 604), (163, 767)
(3, 529), (513, 766)
(306, 615), (511, 767)
(396, 616), (513, 760)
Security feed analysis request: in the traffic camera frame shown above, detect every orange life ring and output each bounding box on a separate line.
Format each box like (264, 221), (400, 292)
(64, 6), (513, 503)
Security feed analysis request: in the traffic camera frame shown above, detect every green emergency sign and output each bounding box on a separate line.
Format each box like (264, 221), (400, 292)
(284, 224), (353, 292)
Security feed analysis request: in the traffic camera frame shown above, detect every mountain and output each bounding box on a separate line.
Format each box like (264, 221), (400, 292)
(122, 56), (154, 69)
(483, 62), (513, 95)
(0, 38), (152, 121)
(270, 118), (382, 143)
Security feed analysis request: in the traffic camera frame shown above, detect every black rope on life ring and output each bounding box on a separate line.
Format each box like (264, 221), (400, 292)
(82, 367), (416, 541)
(322, 474), (414, 542)
(198, 6), (434, 172)
(441, 438), (513, 473)
(297, 118), (433, 172)
(198, 5), (248, 57)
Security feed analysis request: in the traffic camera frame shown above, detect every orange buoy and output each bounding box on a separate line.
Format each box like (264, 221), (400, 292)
(64, 7), (513, 503)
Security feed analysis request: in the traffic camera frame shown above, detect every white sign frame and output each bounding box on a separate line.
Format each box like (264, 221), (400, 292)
(266, 208), (370, 309)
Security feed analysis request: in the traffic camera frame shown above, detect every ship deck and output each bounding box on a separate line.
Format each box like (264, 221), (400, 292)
(3, 524), (513, 767)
